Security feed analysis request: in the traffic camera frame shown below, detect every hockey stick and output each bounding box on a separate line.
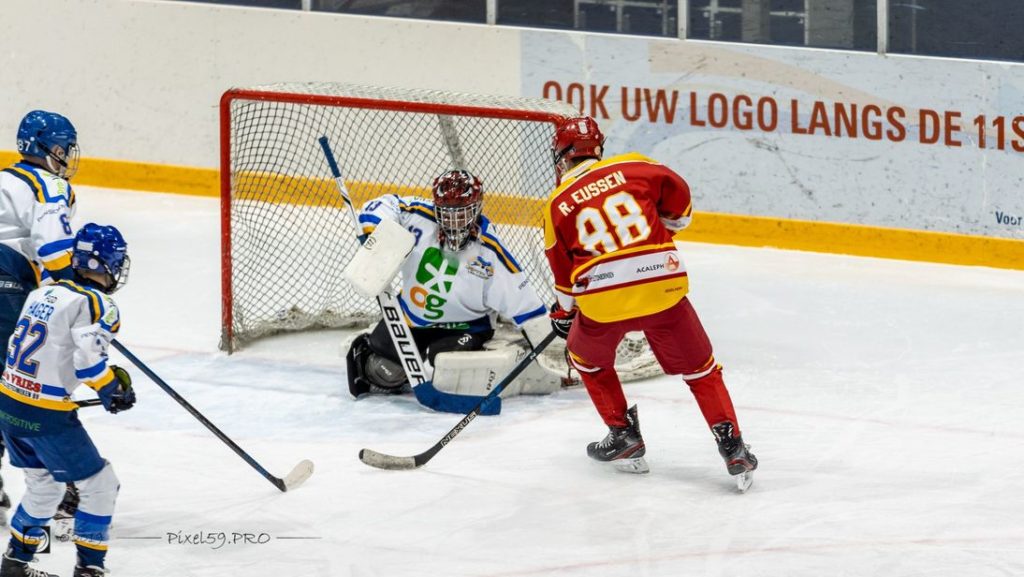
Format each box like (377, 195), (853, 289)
(318, 136), (429, 386)
(110, 340), (314, 492)
(358, 331), (557, 470)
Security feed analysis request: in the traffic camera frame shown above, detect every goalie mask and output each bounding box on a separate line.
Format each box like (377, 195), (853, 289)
(17, 110), (80, 180)
(432, 169), (483, 252)
(72, 223), (131, 294)
(551, 116), (604, 182)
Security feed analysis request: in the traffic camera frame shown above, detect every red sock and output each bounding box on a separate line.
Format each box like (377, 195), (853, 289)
(685, 366), (740, 434)
(581, 368), (629, 427)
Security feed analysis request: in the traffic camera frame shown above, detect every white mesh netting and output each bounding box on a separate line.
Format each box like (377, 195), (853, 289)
(221, 82), (661, 380)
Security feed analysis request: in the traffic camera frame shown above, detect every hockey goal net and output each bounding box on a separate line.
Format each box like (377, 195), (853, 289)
(220, 83), (660, 379)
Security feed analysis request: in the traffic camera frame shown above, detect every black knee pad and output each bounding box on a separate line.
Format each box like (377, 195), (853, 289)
(346, 333), (374, 398)
(364, 354), (407, 394)
(347, 333), (409, 397)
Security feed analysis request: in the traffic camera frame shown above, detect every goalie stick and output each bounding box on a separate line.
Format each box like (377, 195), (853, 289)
(110, 340), (314, 492)
(318, 136), (429, 387)
(358, 330), (557, 470)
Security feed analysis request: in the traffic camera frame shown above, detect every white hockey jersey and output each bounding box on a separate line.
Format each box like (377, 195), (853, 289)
(0, 161), (77, 284)
(0, 281), (120, 432)
(358, 195), (546, 331)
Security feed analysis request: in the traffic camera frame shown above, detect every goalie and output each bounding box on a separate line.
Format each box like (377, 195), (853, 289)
(343, 169), (560, 414)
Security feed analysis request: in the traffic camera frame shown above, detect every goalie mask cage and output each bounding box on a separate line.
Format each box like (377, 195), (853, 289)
(220, 83), (661, 380)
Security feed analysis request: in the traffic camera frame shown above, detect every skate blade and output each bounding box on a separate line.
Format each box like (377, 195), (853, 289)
(734, 470), (754, 492)
(613, 456), (650, 474)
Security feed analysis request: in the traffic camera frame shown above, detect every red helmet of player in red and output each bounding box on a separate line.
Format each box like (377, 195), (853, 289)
(432, 169), (484, 251)
(551, 116), (605, 182)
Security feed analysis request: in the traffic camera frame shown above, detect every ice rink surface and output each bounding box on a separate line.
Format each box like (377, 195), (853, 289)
(7, 187), (1022, 577)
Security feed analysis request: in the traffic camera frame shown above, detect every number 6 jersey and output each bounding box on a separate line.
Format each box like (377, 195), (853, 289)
(543, 152), (693, 323)
(0, 280), (120, 435)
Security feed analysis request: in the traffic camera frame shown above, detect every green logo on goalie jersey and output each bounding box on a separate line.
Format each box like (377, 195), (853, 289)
(412, 247), (459, 320)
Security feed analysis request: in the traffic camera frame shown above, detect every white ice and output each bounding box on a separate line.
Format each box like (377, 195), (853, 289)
(6, 186), (1023, 577)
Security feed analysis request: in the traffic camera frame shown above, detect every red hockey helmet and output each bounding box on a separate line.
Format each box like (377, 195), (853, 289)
(551, 116), (605, 180)
(432, 169), (484, 251)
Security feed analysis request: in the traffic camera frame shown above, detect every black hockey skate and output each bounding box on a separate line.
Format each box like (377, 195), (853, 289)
(587, 405), (649, 474)
(0, 553), (58, 577)
(712, 421), (758, 492)
(55, 484), (79, 521)
(73, 566), (105, 577)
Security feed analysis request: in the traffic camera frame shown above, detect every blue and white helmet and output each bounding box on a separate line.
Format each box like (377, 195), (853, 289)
(72, 223), (130, 293)
(17, 110), (80, 179)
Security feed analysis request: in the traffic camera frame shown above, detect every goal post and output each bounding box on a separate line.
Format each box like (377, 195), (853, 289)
(219, 83), (660, 381)
(220, 83), (577, 352)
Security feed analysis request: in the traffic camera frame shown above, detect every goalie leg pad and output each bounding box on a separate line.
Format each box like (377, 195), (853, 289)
(413, 381), (501, 416)
(432, 348), (521, 397)
(432, 337), (567, 398)
(520, 314), (552, 351)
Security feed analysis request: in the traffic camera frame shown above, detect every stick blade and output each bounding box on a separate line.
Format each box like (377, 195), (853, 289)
(280, 459), (315, 491)
(359, 448), (419, 470)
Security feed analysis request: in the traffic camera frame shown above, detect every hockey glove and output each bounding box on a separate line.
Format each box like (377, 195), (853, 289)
(98, 365), (136, 414)
(549, 303), (577, 340)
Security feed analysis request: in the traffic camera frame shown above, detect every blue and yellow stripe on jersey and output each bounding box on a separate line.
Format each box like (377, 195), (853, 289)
(57, 280), (105, 323)
(75, 359), (116, 393)
(0, 376), (76, 411)
(477, 219), (522, 274)
(358, 213), (381, 235)
(38, 238), (74, 272)
(402, 200), (436, 221)
(56, 280), (120, 332)
(2, 163), (75, 206)
(360, 195), (436, 234)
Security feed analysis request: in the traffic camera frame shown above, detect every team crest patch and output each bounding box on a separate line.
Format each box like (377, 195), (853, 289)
(666, 253), (680, 272)
(468, 255), (494, 279)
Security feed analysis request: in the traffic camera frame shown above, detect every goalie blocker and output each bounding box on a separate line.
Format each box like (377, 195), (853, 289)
(342, 217), (415, 299)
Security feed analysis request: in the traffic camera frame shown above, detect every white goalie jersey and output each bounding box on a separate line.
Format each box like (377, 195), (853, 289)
(357, 194), (547, 332)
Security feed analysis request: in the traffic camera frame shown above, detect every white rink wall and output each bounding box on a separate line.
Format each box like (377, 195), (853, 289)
(1, 0), (1023, 240)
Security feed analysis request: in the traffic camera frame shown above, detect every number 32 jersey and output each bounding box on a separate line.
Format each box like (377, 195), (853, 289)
(544, 153), (693, 323)
(0, 281), (120, 435)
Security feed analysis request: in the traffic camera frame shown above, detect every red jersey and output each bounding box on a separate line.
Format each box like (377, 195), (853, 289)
(543, 152), (693, 323)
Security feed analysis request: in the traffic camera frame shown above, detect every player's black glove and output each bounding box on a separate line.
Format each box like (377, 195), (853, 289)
(98, 365), (136, 414)
(549, 302), (577, 340)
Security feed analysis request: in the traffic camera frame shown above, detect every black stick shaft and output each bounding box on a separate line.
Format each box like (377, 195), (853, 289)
(360, 331), (557, 469)
(420, 331), (557, 464)
(111, 340), (289, 491)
